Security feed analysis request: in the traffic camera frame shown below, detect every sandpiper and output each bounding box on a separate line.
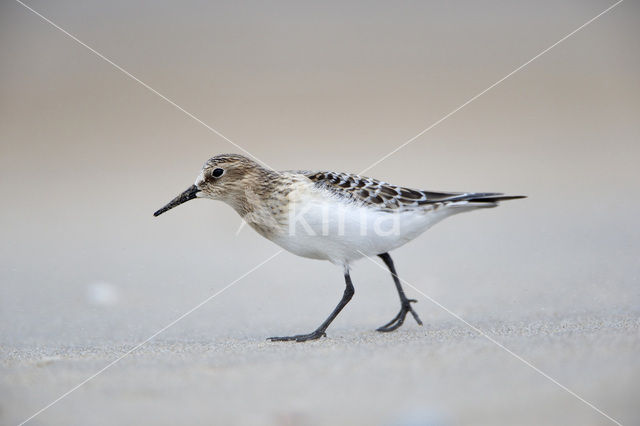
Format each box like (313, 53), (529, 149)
(154, 154), (525, 342)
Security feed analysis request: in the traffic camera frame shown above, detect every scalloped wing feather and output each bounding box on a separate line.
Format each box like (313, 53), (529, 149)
(301, 171), (514, 211)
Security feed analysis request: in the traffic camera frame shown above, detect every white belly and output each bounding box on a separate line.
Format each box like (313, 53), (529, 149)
(266, 197), (453, 265)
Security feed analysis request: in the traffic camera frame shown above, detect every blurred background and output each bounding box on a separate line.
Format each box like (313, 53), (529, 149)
(1, 0), (638, 425)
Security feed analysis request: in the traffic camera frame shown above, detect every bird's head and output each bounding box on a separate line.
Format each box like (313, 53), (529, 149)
(153, 154), (270, 217)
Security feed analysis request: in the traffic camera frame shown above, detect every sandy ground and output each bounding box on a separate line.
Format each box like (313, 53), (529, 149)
(2, 312), (639, 426)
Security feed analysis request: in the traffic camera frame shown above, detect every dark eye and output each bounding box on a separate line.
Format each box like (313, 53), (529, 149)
(211, 168), (224, 178)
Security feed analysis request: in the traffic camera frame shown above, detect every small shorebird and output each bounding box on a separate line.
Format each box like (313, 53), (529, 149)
(154, 154), (524, 342)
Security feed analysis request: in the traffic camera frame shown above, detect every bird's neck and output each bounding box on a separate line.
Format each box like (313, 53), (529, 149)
(226, 168), (284, 218)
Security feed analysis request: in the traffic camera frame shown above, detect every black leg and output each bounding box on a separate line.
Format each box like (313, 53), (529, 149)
(269, 270), (355, 342)
(376, 253), (423, 332)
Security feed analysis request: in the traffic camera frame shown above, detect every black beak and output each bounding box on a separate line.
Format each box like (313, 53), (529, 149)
(154, 185), (200, 217)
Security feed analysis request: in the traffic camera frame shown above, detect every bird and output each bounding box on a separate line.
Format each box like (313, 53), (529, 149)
(154, 154), (525, 342)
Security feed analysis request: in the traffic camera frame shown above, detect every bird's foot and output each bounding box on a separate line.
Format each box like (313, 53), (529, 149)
(268, 330), (327, 342)
(376, 299), (423, 332)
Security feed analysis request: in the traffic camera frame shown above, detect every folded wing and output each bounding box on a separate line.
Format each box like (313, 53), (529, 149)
(302, 171), (525, 211)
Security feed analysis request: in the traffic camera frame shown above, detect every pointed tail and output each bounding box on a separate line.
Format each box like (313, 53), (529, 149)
(459, 193), (527, 204)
